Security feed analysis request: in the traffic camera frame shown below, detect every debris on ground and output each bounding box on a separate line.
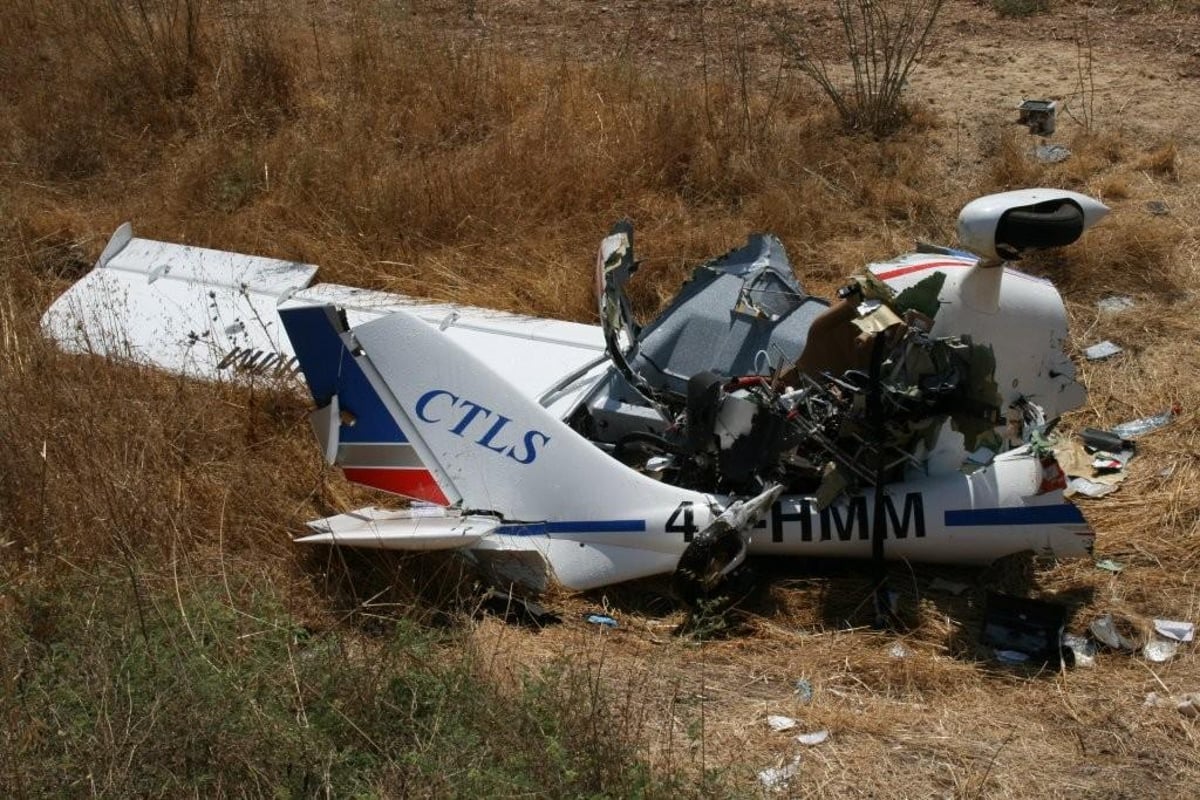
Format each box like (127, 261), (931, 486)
(794, 678), (814, 704)
(1084, 340), (1123, 361)
(758, 755), (803, 792)
(1089, 614), (1141, 652)
(1111, 404), (1182, 439)
(1097, 295), (1136, 314)
(1154, 619), (1195, 642)
(1143, 639), (1180, 663)
(1055, 432), (1135, 500)
(980, 592), (1069, 666)
(1145, 200), (1170, 216)
(478, 587), (561, 625)
(1034, 143), (1071, 163)
(1062, 633), (1096, 668)
(768, 715), (798, 732)
(888, 642), (912, 659)
(584, 613), (619, 628)
(796, 730), (829, 746)
(1095, 559), (1125, 573)
(1145, 692), (1200, 718)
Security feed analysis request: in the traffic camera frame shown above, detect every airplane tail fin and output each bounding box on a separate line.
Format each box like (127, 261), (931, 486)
(280, 303), (696, 523)
(280, 304), (459, 506)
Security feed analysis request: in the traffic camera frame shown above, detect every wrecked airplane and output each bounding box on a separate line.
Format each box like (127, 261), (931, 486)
(42, 189), (1107, 604)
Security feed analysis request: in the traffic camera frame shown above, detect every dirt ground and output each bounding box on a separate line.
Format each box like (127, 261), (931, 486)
(425, 2), (1200, 797)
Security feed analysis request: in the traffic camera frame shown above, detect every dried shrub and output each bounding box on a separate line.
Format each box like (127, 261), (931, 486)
(771, 0), (948, 137)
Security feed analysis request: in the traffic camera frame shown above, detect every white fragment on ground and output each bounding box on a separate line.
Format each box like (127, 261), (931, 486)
(795, 730), (829, 746)
(767, 715), (797, 732)
(1084, 340), (1123, 361)
(1097, 295), (1135, 314)
(1144, 639), (1180, 663)
(1154, 619), (1195, 643)
(758, 755), (802, 791)
(1068, 477), (1120, 498)
(888, 642), (912, 659)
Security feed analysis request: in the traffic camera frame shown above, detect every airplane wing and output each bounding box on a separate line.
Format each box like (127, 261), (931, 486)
(42, 223), (607, 416)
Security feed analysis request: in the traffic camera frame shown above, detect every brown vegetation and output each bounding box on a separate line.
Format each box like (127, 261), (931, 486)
(2, 0), (1199, 797)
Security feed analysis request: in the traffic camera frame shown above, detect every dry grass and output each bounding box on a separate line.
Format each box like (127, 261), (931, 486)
(3, 0), (1200, 797)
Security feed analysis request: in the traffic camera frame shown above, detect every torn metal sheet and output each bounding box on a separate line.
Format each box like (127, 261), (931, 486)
(1154, 619), (1195, 642)
(1111, 405), (1181, 439)
(1089, 614), (1141, 651)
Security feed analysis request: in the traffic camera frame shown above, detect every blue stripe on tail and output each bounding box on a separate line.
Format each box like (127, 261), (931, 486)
(280, 305), (407, 445)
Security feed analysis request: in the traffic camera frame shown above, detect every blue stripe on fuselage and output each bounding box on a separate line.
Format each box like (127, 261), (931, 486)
(495, 520), (647, 537)
(944, 504), (1085, 527)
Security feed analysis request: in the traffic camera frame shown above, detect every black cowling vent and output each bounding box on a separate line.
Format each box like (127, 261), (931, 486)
(995, 199), (1085, 259)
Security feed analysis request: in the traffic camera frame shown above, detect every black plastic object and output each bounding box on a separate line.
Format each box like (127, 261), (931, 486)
(686, 371), (725, 453)
(995, 200), (1085, 259)
(980, 591), (1069, 666)
(1079, 427), (1132, 454)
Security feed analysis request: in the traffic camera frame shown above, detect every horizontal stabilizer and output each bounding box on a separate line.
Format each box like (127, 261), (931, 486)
(297, 506), (498, 550)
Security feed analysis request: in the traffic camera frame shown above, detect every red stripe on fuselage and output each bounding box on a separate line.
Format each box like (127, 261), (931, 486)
(874, 260), (975, 281)
(343, 467), (450, 506)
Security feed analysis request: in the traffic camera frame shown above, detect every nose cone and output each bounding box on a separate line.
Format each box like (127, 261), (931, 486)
(1074, 192), (1110, 230)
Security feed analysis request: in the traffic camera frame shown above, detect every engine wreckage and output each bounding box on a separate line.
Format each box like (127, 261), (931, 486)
(42, 189), (1107, 606)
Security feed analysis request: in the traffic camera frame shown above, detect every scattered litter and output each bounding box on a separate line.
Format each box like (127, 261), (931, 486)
(1068, 477), (1119, 498)
(793, 678), (814, 704)
(479, 588), (561, 626)
(929, 577), (971, 596)
(1057, 436), (1132, 499)
(1095, 559), (1125, 573)
(1145, 692), (1200, 718)
(1097, 295), (1135, 314)
(758, 756), (803, 791)
(1111, 404), (1181, 439)
(994, 649), (1031, 664)
(980, 592), (1069, 666)
(1089, 614), (1140, 651)
(1091, 453), (1123, 472)
(1143, 639), (1180, 663)
(1034, 143), (1071, 163)
(1084, 340), (1123, 361)
(1146, 200), (1170, 216)
(1154, 619), (1195, 643)
(888, 641), (912, 659)
(767, 715), (798, 732)
(1062, 633), (1096, 668)
(585, 613), (618, 628)
(796, 730), (829, 746)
